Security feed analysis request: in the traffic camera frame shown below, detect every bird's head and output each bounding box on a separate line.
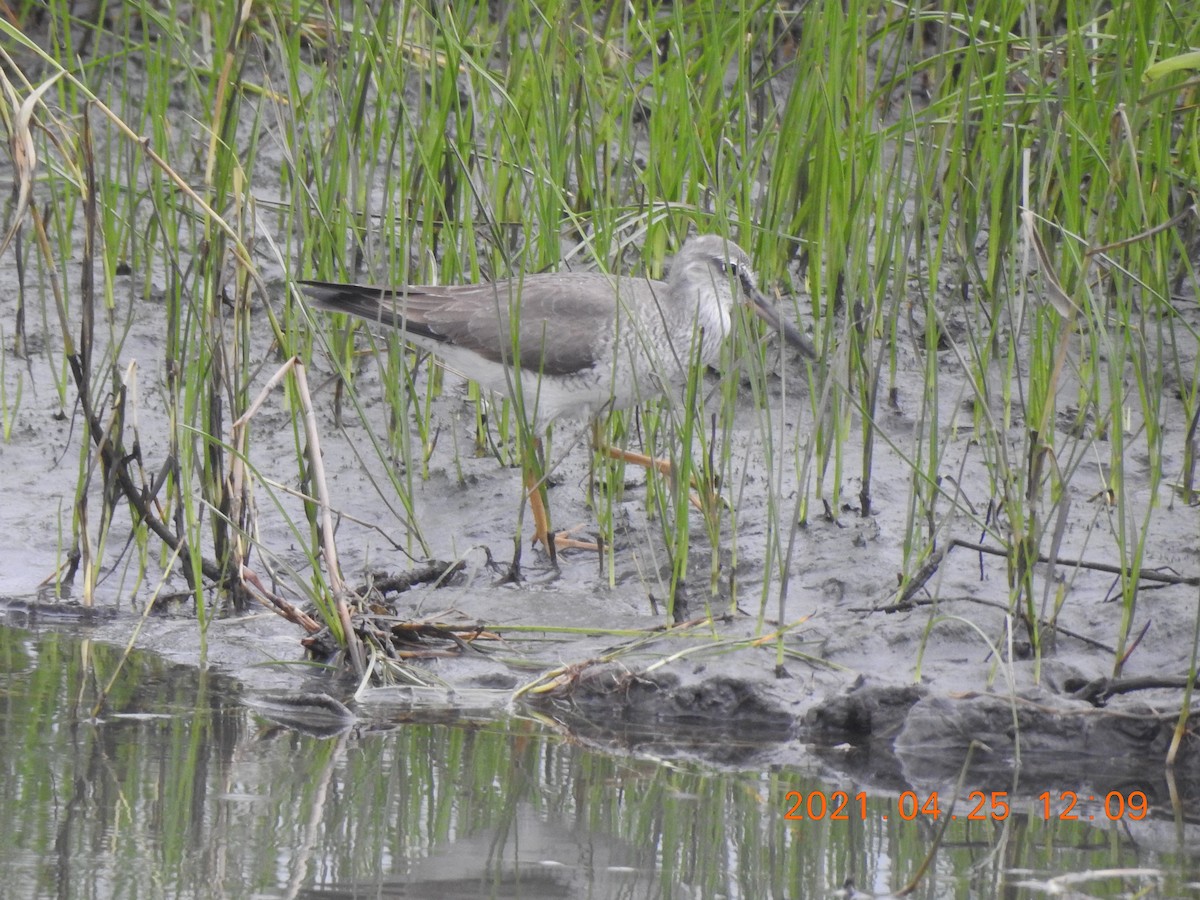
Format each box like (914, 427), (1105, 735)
(670, 235), (817, 360)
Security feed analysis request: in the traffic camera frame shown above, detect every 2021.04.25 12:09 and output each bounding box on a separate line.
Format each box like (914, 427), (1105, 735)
(783, 790), (1150, 822)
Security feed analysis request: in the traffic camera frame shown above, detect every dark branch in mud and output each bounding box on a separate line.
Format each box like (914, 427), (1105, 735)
(891, 536), (1198, 612)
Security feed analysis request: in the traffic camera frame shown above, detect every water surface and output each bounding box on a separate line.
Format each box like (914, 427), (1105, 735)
(0, 622), (1192, 898)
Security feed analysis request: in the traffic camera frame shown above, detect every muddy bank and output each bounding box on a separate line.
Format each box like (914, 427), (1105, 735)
(6, 448), (1199, 805)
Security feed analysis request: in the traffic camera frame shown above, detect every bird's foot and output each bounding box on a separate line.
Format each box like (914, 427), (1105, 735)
(533, 522), (601, 556)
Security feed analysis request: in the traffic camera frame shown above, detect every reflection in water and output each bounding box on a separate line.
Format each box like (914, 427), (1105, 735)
(303, 804), (671, 899)
(0, 623), (1193, 899)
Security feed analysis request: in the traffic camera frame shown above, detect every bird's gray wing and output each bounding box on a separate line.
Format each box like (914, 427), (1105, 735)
(427, 274), (641, 377)
(301, 273), (662, 377)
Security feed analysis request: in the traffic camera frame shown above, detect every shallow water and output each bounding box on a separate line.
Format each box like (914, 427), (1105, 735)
(0, 621), (1195, 899)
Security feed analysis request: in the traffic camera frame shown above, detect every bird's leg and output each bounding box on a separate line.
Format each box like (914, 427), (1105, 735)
(524, 437), (600, 558)
(593, 410), (672, 476)
(604, 444), (673, 477)
(526, 478), (601, 555)
(594, 424), (713, 512)
(523, 436), (556, 563)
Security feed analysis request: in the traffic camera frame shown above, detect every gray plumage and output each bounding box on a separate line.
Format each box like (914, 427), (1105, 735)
(299, 235), (814, 427)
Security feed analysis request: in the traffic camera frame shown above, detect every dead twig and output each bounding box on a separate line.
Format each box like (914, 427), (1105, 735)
(892, 536), (1198, 611)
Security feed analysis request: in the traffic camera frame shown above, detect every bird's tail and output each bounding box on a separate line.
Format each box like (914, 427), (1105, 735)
(298, 281), (407, 329)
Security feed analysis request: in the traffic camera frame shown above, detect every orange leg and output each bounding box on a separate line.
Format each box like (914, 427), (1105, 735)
(524, 465), (553, 553)
(603, 444), (672, 477)
(600, 443), (713, 511)
(524, 447), (600, 558)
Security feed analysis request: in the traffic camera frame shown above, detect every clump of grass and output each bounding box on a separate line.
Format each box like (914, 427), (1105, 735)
(866, 1), (1200, 683)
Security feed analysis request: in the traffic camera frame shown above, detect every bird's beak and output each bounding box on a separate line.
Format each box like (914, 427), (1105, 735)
(743, 280), (818, 361)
